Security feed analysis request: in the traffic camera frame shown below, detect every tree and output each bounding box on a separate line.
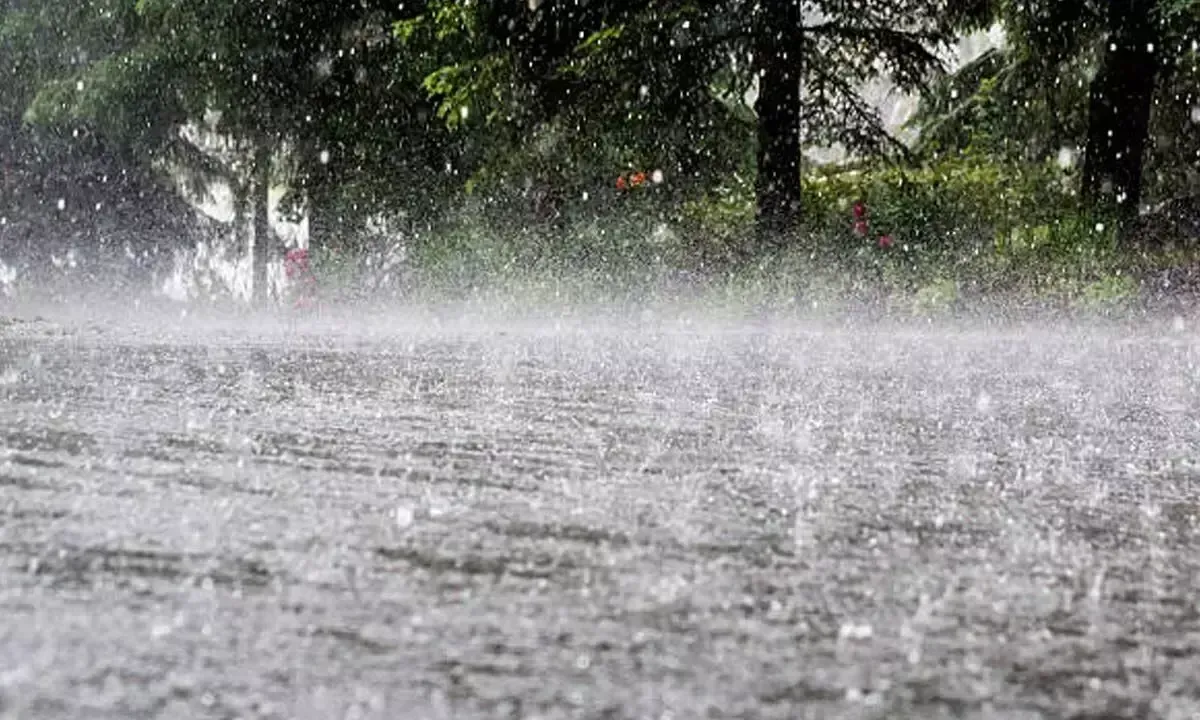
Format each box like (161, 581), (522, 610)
(1, 0), (216, 284)
(912, 0), (1200, 233)
(754, 0), (802, 244)
(1081, 1), (1159, 226)
(405, 1), (964, 251)
(16, 0), (463, 301)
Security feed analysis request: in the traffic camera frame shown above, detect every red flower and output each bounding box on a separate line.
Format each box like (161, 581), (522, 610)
(616, 175), (627, 191)
(878, 234), (894, 249)
(284, 248), (311, 278)
(630, 171), (647, 187)
(853, 202), (867, 219)
(853, 220), (869, 236)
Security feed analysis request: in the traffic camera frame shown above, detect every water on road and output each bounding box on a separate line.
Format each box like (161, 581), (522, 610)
(3, 307), (1200, 719)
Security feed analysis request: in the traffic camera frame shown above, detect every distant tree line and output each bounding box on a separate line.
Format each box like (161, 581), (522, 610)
(3, 0), (1200, 297)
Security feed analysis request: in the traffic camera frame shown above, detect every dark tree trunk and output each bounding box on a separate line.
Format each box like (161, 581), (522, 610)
(754, 0), (803, 251)
(251, 141), (271, 303)
(1081, 0), (1158, 234)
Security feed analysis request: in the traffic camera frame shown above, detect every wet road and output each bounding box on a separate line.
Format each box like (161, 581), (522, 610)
(4, 309), (1200, 719)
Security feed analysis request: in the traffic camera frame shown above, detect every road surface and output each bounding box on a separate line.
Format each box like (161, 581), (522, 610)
(3, 307), (1200, 719)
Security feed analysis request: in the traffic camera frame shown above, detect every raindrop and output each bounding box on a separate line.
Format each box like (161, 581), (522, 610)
(56, 198), (65, 211)
(1094, 222), (1106, 233)
(75, 80), (84, 91)
(319, 150), (330, 165)
(838, 622), (874, 641)
(394, 505), (415, 529)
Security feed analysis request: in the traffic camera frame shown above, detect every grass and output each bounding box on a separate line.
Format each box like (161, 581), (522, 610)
(305, 223), (1188, 320)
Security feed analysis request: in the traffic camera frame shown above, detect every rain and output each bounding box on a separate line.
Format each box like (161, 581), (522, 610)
(5, 2), (1200, 719)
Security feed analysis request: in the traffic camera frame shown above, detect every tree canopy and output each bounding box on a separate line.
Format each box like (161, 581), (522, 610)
(5, 0), (1200, 297)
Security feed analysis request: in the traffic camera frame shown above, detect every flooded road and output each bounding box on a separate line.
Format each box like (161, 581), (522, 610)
(4, 309), (1200, 719)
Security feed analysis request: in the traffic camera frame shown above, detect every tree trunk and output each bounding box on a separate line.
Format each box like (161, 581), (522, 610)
(251, 141), (271, 303)
(753, 0), (803, 251)
(231, 175), (250, 295)
(1081, 0), (1158, 234)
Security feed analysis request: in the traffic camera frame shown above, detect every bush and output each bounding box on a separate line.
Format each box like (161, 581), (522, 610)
(673, 152), (1158, 307)
(337, 151), (1197, 312)
(801, 153), (1076, 255)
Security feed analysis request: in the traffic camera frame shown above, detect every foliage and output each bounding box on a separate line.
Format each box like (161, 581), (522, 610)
(667, 151), (1152, 312)
(912, 0), (1200, 209)
(399, 0), (975, 237)
(6, 0), (1200, 308)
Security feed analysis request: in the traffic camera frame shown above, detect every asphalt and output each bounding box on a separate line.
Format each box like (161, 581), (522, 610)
(3, 306), (1200, 719)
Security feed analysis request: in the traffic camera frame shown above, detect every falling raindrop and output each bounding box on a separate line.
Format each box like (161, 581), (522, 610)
(838, 622), (874, 641)
(394, 505), (415, 529)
